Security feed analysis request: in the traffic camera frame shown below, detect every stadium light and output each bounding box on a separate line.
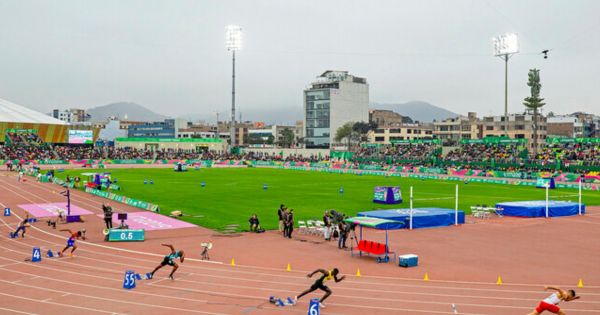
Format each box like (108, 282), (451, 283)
(493, 33), (519, 136)
(226, 25), (242, 151)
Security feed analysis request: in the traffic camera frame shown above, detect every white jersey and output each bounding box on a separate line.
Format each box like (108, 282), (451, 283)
(543, 293), (561, 305)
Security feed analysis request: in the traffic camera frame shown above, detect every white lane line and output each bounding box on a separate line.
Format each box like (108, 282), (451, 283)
(0, 307), (38, 315)
(0, 291), (123, 315)
(0, 279), (227, 315)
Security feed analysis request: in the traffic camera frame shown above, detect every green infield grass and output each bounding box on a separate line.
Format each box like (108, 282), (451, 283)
(56, 167), (600, 231)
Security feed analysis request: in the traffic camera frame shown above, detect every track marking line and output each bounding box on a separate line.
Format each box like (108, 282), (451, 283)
(0, 279), (228, 315)
(0, 291), (124, 314)
(0, 307), (38, 315)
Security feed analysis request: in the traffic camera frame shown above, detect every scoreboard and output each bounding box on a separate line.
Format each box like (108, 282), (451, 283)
(108, 229), (145, 242)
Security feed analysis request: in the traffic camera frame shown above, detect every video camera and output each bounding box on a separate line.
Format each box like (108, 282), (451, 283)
(329, 209), (346, 225)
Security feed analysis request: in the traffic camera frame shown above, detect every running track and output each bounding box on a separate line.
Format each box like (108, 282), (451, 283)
(1, 171), (599, 314)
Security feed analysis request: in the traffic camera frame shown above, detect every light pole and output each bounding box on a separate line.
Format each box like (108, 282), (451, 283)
(226, 25), (242, 152)
(493, 33), (519, 137)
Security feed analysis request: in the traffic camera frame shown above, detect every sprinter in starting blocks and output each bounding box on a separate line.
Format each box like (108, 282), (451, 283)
(293, 268), (346, 309)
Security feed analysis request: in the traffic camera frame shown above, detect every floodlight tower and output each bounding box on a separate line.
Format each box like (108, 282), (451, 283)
(493, 33), (519, 136)
(226, 25), (242, 151)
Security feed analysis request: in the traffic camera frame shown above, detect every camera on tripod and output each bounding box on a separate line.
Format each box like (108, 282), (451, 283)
(329, 209), (346, 225)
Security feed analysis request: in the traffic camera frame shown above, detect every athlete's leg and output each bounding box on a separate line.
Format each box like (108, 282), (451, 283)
(70, 245), (77, 254)
(169, 262), (179, 279)
(151, 263), (164, 277)
(296, 286), (317, 300)
(60, 245), (71, 256)
(319, 286), (332, 303)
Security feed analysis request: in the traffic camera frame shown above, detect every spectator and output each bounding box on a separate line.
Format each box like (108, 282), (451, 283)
(249, 214), (260, 232)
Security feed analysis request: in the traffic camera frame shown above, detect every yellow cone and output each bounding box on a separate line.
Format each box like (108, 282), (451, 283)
(424, 273), (429, 281)
(578, 279), (584, 288)
(496, 276), (503, 285)
(230, 258), (235, 266)
(286, 263), (291, 272)
(356, 268), (361, 277)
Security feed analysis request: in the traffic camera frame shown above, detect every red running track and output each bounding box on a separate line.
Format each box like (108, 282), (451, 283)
(0, 171), (599, 314)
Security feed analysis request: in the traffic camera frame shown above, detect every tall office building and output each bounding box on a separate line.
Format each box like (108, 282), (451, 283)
(303, 71), (369, 148)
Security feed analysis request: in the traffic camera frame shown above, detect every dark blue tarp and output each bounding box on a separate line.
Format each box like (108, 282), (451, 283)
(357, 208), (465, 229)
(496, 201), (585, 217)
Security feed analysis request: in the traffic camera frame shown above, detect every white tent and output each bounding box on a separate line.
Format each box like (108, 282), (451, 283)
(0, 97), (67, 125)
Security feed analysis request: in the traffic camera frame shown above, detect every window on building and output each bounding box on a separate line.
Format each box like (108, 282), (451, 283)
(375, 136), (385, 142)
(407, 129), (412, 134)
(390, 129), (400, 133)
(486, 126), (494, 130)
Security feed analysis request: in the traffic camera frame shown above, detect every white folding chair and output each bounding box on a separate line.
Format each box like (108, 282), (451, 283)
(298, 221), (307, 234)
(306, 220), (317, 235)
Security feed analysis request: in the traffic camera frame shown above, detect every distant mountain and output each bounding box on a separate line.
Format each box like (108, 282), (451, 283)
(372, 101), (459, 122)
(87, 102), (169, 122)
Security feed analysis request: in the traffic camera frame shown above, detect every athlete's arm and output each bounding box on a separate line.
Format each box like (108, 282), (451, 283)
(544, 286), (561, 292)
(161, 244), (175, 253)
(334, 275), (346, 283)
(307, 269), (326, 278)
(180, 250), (185, 263)
(60, 229), (73, 235)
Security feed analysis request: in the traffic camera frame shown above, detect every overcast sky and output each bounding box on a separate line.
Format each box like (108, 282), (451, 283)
(0, 0), (598, 122)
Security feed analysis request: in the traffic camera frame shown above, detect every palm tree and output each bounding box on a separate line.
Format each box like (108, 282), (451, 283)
(523, 69), (545, 156)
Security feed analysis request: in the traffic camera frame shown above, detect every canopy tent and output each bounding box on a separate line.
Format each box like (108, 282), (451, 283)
(344, 216), (404, 230)
(344, 216), (404, 262)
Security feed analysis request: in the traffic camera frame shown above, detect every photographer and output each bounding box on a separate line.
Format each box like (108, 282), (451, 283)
(338, 221), (348, 249)
(249, 214), (260, 232)
(102, 203), (113, 229)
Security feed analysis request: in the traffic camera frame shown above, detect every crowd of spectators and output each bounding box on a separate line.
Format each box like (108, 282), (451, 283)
(1, 137), (599, 170)
(533, 143), (600, 166)
(353, 144), (441, 162)
(444, 144), (525, 164)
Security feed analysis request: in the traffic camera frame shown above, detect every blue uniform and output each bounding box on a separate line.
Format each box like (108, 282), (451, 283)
(161, 251), (180, 266)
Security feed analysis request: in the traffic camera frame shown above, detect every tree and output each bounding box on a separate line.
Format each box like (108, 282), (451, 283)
(335, 122), (355, 151)
(279, 128), (295, 148)
(523, 69), (546, 156)
(352, 121), (378, 143)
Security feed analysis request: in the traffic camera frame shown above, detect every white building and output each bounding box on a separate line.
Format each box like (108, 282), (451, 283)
(303, 70), (369, 148)
(368, 123), (434, 144)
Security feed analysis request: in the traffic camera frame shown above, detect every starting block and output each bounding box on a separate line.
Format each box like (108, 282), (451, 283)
(269, 296), (295, 307)
(8, 232), (17, 239)
(46, 250), (60, 258)
(135, 273), (152, 280)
